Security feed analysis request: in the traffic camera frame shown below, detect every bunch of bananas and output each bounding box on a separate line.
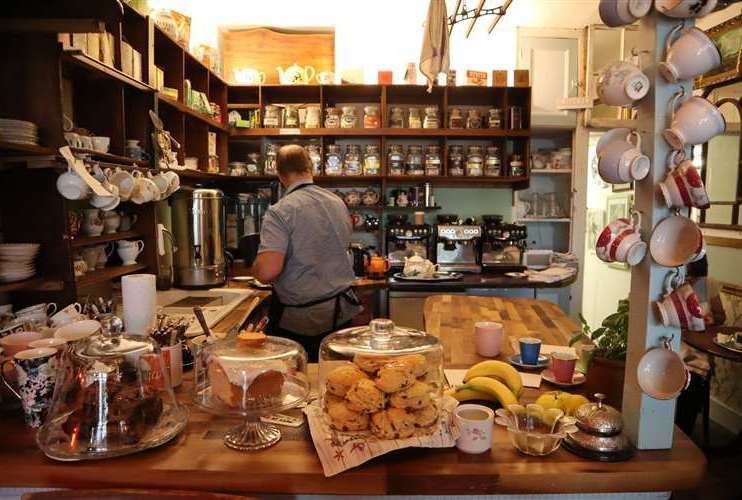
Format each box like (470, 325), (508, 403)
(445, 360), (522, 408)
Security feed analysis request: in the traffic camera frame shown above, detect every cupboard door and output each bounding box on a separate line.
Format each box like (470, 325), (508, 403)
(518, 36), (578, 127)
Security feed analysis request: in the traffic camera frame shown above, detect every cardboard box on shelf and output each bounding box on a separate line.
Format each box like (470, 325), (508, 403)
(492, 70), (508, 87)
(71, 33), (86, 51)
(86, 33), (100, 60)
(466, 70), (487, 86)
(378, 71), (393, 85)
(121, 41), (133, 76)
(514, 69), (530, 87)
(132, 49), (142, 81)
(155, 67), (165, 91)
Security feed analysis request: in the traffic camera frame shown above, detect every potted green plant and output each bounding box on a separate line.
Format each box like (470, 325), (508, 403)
(570, 298), (629, 406)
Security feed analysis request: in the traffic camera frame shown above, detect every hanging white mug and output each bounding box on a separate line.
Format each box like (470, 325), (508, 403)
(662, 92), (725, 149)
(598, 130), (650, 184)
(649, 214), (706, 267)
(596, 60), (650, 107)
(599, 0), (652, 27)
(658, 24), (721, 83)
(637, 335), (691, 400)
(655, 0), (718, 18)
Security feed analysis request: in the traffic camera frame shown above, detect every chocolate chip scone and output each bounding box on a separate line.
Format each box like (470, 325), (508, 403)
(375, 361), (416, 393)
(410, 403), (438, 427)
(370, 408), (416, 439)
(389, 381), (432, 410)
(327, 399), (370, 432)
(326, 365), (368, 397)
(345, 378), (386, 414)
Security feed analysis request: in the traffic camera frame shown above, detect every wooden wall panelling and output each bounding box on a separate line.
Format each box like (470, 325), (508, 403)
(220, 27), (334, 85)
(153, 21), (184, 100)
(184, 116), (209, 170)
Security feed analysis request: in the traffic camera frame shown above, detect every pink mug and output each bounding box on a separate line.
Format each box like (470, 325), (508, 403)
(596, 211), (647, 266)
(656, 269), (705, 332)
(659, 150), (710, 209)
(551, 352), (577, 383)
(475, 322), (504, 357)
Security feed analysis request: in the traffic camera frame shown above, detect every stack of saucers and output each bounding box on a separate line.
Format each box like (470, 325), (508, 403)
(0, 243), (40, 282)
(0, 119), (39, 146)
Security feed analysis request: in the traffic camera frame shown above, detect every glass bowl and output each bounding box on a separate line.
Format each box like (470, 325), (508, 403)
(495, 403), (578, 456)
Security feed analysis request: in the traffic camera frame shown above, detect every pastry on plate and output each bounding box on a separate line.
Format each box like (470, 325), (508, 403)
(411, 404), (438, 427)
(345, 378), (385, 414)
(326, 365), (368, 397)
(396, 354), (428, 378)
(353, 354), (391, 374)
(370, 408), (416, 439)
(375, 361), (416, 393)
(389, 381), (432, 410)
(327, 400), (370, 432)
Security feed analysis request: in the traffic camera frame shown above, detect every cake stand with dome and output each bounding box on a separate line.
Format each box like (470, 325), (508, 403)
(193, 331), (309, 451)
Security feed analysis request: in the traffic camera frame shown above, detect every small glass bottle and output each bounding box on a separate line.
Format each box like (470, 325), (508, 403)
(363, 144), (381, 175)
(423, 106), (439, 129)
(466, 109), (482, 129)
(424, 145), (441, 176)
(449, 108), (464, 129)
(484, 146), (502, 177)
(488, 108), (503, 129)
(246, 152), (261, 176)
(264, 144), (278, 175)
(448, 145), (464, 176)
(510, 154), (525, 177)
(466, 145), (483, 177)
(263, 105), (280, 128)
(344, 144), (362, 175)
(324, 144), (343, 176)
(363, 106), (380, 128)
(406, 145), (424, 175)
(324, 107), (340, 128)
(284, 105), (299, 128)
(390, 107), (405, 128)
(408, 108), (422, 129)
(388, 144), (405, 176)
(340, 106), (358, 128)
(306, 144), (322, 176)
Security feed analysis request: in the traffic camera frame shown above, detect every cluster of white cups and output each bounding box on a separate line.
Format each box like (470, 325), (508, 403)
(63, 132), (110, 153)
(600, 0), (718, 28)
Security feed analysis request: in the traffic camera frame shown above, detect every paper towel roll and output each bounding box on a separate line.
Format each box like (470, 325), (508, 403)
(122, 273), (156, 335)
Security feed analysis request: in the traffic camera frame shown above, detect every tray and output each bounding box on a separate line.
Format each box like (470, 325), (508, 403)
(392, 272), (463, 282)
(713, 338), (742, 354)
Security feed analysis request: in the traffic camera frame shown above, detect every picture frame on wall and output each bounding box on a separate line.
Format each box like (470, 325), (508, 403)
(606, 192), (634, 270)
(586, 209), (605, 253)
(696, 14), (742, 89)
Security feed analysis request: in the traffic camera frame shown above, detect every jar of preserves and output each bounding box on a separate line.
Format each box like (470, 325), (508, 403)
(325, 144), (343, 176)
(484, 146), (502, 177)
(325, 107), (341, 128)
(363, 144), (381, 175)
(344, 144), (362, 176)
(305, 106), (321, 128)
(264, 144), (278, 175)
(448, 145), (465, 176)
(424, 145), (441, 176)
(423, 106), (439, 129)
(406, 145), (424, 176)
(284, 105), (299, 128)
(466, 145), (483, 177)
(510, 154), (525, 177)
(466, 109), (482, 129)
(408, 108), (422, 129)
(388, 144), (405, 176)
(390, 107), (405, 128)
(341, 106), (358, 128)
(449, 108), (464, 129)
(306, 144), (322, 176)
(363, 106), (380, 129)
(263, 105), (280, 128)
(246, 152), (261, 176)
(488, 108), (503, 129)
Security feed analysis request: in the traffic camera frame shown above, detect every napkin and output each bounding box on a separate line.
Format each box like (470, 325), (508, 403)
(419, 0), (449, 92)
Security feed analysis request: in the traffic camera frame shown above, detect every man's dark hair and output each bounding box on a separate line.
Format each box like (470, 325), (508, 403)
(276, 144), (312, 176)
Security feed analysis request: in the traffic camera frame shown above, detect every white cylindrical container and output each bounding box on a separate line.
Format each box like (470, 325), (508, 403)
(122, 274), (157, 335)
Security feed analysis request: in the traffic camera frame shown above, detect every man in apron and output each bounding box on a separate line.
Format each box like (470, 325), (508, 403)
(253, 144), (361, 361)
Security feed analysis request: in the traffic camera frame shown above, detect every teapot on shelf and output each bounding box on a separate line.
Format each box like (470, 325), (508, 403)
(233, 67), (266, 85)
(276, 63), (316, 85)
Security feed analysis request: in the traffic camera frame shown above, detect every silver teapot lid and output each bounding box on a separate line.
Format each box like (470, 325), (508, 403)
(574, 393), (624, 436)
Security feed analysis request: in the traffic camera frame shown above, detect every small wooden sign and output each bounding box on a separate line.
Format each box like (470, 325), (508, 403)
(466, 70), (487, 86)
(378, 71), (393, 85)
(514, 69), (530, 87)
(492, 70), (508, 87)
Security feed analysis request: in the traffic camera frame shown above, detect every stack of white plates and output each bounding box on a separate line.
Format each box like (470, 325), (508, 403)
(0, 243), (40, 282)
(0, 118), (39, 146)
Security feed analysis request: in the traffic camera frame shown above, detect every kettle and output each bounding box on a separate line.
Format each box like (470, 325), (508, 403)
(348, 244), (371, 278)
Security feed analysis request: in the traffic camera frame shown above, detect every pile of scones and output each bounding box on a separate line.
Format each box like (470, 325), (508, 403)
(323, 353), (439, 439)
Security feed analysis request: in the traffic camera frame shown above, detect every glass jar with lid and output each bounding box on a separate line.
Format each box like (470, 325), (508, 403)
(466, 109), (482, 129)
(318, 318), (444, 437)
(390, 107), (405, 128)
(388, 144), (405, 176)
(406, 145), (424, 175)
(263, 105), (281, 128)
(305, 106), (321, 129)
(484, 146), (502, 177)
(449, 108), (464, 129)
(466, 145), (484, 176)
(488, 108), (503, 129)
(284, 105), (299, 128)
(37, 327), (188, 460)
(363, 144), (381, 175)
(341, 106), (358, 129)
(424, 145), (442, 176)
(325, 107), (341, 128)
(448, 145), (465, 176)
(193, 330), (309, 450)
(344, 144), (363, 176)
(363, 106), (380, 128)
(510, 154), (525, 177)
(408, 108), (422, 129)
(246, 152), (261, 176)
(264, 144), (278, 175)
(305, 144), (322, 176)
(423, 106), (439, 129)
(324, 144), (343, 176)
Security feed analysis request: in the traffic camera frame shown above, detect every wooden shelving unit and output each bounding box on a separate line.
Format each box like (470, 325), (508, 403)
(75, 263), (147, 288)
(69, 230), (142, 248)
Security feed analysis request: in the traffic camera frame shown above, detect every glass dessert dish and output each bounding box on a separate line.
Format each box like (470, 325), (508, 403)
(495, 403), (578, 456)
(193, 331), (309, 451)
(37, 329), (188, 461)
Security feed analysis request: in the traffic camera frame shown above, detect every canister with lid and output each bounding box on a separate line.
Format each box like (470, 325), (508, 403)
(388, 144), (405, 176)
(390, 107), (405, 128)
(408, 108), (422, 129)
(448, 145), (465, 176)
(344, 144), (362, 175)
(325, 107), (341, 128)
(324, 144), (343, 176)
(484, 146), (502, 177)
(406, 145), (424, 176)
(466, 145), (484, 176)
(341, 106), (358, 128)
(424, 145), (442, 176)
(363, 144), (381, 175)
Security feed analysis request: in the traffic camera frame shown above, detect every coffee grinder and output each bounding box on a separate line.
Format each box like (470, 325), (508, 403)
(481, 214), (527, 273)
(385, 214), (433, 269)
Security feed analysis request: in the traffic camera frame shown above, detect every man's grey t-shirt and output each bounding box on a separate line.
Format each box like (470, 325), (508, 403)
(258, 180), (360, 335)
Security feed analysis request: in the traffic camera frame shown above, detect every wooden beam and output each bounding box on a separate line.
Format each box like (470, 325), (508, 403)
(0, 19), (105, 34)
(488, 0), (513, 33)
(449, 0), (463, 35)
(465, 0), (487, 39)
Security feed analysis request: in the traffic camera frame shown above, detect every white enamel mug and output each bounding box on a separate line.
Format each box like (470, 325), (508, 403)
(649, 214), (706, 267)
(662, 93), (725, 149)
(655, 0), (717, 18)
(637, 336), (691, 400)
(599, 0), (652, 27)
(596, 60), (650, 107)
(598, 130), (650, 184)
(659, 24), (721, 83)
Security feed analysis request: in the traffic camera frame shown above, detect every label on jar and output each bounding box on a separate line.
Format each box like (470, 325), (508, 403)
(345, 160), (362, 175)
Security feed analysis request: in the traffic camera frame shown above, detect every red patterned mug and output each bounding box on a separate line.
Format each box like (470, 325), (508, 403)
(656, 269), (705, 332)
(659, 150), (710, 209)
(596, 211), (647, 266)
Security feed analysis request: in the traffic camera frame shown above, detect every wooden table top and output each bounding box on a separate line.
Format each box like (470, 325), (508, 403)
(0, 296), (706, 496)
(683, 326), (742, 363)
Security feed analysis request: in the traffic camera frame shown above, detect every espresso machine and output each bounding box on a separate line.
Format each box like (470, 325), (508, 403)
(385, 214), (433, 269)
(435, 217), (482, 273)
(481, 214), (527, 273)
